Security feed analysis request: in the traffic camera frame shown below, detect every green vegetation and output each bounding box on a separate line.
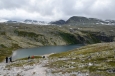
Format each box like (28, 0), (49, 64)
(14, 30), (43, 38)
(17, 56), (42, 61)
(87, 32), (101, 43)
(0, 23), (115, 75)
(0, 48), (13, 62)
(0, 44), (20, 62)
(0, 32), (6, 35)
(58, 31), (78, 44)
(48, 42), (115, 75)
(6, 56), (42, 68)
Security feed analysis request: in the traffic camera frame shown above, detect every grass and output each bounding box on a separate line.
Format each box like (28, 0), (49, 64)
(89, 72), (115, 76)
(48, 42), (115, 75)
(6, 56), (42, 68)
(1, 42), (115, 76)
(0, 48), (13, 62)
(107, 61), (115, 66)
(14, 30), (43, 38)
(58, 31), (79, 44)
(17, 56), (42, 60)
(0, 24), (115, 54)
(0, 24), (115, 75)
(0, 44), (20, 62)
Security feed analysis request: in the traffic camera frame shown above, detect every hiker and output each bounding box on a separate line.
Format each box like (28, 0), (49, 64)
(9, 56), (12, 62)
(31, 55), (34, 59)
(28, 56), (30, 62)
(6, 57), (8, 63)
(28, 56), (30, 59)
(43, 56), (45, 58)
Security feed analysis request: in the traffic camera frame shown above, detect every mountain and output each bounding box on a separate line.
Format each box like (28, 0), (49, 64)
(50, 16), (115, 25)
(50, 20), (66, 25)
(3, 19), (49, 25)
(105, 20), (115, 25)
(7, 20), (18, 23)
(24, 19), (33, 23)
(1, 16), (115, 25)
(24, 19), (49, 25)
(66, 16), (105, 25)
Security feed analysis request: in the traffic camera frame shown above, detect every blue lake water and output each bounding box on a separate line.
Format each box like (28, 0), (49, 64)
(12, 44), (84, 60)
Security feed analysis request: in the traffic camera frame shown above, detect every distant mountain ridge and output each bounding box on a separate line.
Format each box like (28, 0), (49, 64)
(1, 16), (115, 25)
(50, 20), (66, 25)
(50, 16), (115, 25)
(1, 19), (49, 25)
(66, 16), (104, 24)
(24, 19), (49, 25)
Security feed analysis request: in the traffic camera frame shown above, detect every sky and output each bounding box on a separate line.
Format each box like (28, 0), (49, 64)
(0, 0), (115, 22)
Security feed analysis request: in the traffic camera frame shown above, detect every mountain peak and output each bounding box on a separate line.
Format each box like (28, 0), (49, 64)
(50, 20), (66, 25)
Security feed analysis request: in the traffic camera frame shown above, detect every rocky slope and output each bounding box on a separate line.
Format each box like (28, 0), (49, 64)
(1, 42), (115, 76)
(0, 23), (115, 61)
(47, 42), (115, 76)
(0, 23), (115, 48)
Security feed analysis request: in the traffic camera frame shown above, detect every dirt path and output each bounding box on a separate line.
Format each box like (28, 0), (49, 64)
(0, 59), (48, 76)
(0, 58), (88, 76)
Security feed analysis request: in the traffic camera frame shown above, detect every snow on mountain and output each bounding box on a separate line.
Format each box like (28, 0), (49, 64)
(24, 19), (49, 25)
(1, 16), (115, 25)
(0, 19), (49, 25)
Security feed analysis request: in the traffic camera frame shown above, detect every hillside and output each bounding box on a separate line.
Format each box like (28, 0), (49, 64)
(0, 23), (115, 61)
(1, 42), (115, 76)
(47, 42), (115, 76)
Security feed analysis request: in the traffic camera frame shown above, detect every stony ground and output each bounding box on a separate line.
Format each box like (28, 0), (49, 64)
(0, 58), (88, 76)
(0, 59), (47, 76)
(1, 42), (115, 76)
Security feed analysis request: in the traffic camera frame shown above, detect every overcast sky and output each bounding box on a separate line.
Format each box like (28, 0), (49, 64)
(0, 0), (115, 22)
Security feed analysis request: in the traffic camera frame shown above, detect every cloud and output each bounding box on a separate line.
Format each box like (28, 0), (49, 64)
(0, 0), (115, 21)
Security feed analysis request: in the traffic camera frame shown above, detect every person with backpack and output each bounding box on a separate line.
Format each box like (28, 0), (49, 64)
(6, 57), (8, 63)
(28, 56), (30, 62)
(9, 56), (12, 62)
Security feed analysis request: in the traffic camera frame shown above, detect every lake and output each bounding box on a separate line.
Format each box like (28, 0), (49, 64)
(12, 44), (84, 60)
